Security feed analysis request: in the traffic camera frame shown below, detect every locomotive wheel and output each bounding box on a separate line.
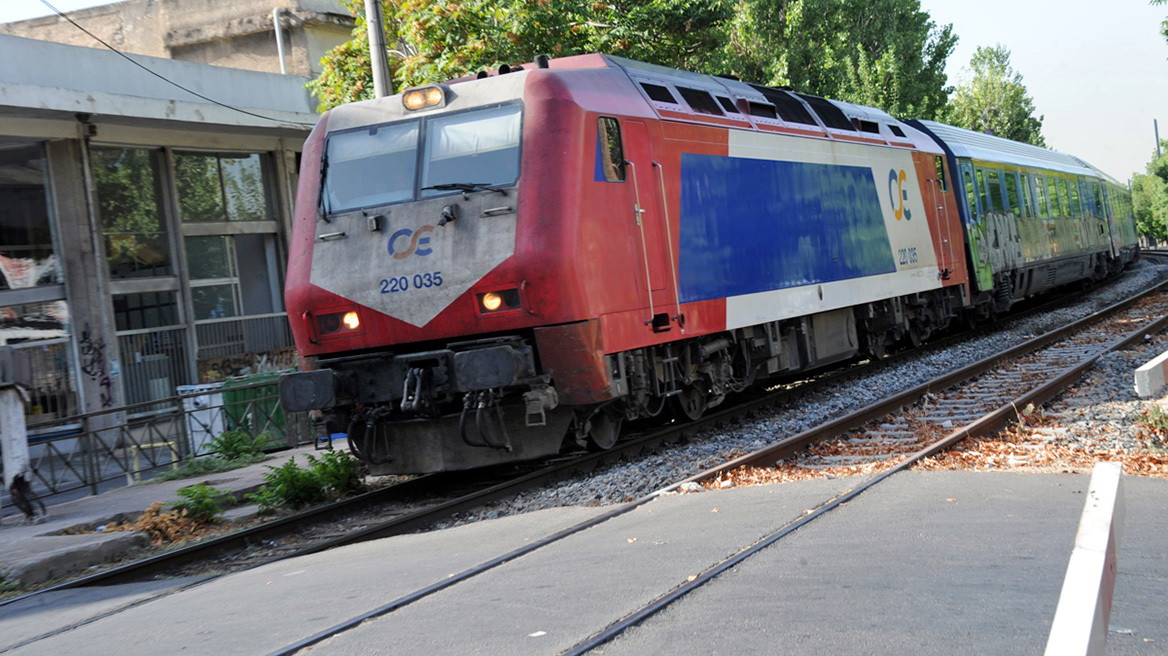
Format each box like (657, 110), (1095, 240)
(587, 411), (622, 452)
(671, 385), (708, 421)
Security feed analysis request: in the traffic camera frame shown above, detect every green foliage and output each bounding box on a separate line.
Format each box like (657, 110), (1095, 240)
(945, 44), (1045, 147)
(310, 0), (733, 111)
(309, 0), (955, 118)
(245, 452), (364, 512)
(149, 431), (270, 483)
(247, 458), (327, 511)
(210, 430), (271, 461)
(154, 455), (248, 482)
(0, 571), (18, 595)
(724, 0), (956, 118)
(309, 449), (366, 496)
(1132, 141), (1168, 243)
(172, 483), (225, 522)
(1154, 0), (1168, 47)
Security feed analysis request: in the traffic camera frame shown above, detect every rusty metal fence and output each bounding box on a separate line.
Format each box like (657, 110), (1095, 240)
(1, 377), (312, 508)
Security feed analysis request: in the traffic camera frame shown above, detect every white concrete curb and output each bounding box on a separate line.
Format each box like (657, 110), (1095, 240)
(1044, 462), (1125, 656)
(1134, 349), (1168, 397)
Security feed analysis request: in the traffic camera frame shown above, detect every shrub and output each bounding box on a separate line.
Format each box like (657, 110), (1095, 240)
(307, 450), (364, 496)
(172, 483), (225, 522)
(245, 452), (364, 513)
(246, 458), (327, 512)
(210, 430), (271, 461)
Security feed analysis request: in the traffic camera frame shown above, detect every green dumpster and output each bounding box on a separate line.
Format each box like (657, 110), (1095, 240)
(220, 372), (286, 448)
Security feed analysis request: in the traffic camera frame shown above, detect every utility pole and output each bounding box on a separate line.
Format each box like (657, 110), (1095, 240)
(1157, 119), (1162, 159)
(364, 0), (392, 98)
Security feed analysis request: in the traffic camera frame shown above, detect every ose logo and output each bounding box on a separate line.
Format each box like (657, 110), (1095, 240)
(888, 169), (912, 221)
(389, 225), (436, 259)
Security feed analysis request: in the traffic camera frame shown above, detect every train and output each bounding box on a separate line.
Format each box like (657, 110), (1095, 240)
(278, 53), (1140, 475)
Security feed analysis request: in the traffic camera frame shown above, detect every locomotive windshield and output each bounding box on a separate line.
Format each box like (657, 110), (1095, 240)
(322, 103), (522, 214)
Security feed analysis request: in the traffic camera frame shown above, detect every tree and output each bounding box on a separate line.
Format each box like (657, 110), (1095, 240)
(309, 0), (955, 118)
(722, 0), (956, 119)
(1132, 141), (1168, 242)
(945, 45), (1045, 147)
(308, 0), (733, 111)
(1153, 0), (1168, 47)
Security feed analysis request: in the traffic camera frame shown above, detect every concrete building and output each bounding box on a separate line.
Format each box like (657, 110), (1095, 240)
(0, 0), (354, 79)
(0, 32), (317, 429)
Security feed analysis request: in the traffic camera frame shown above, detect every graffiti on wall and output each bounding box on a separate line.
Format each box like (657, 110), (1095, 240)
(197, 348), (298, 383)
(79, 323), (114, 408)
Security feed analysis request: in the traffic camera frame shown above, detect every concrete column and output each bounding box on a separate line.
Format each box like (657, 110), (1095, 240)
(45, 138), (122, 414)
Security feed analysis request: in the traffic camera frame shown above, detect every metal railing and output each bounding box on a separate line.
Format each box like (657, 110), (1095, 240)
(195, 313), (294, 361)
(1, 375), (312, 511)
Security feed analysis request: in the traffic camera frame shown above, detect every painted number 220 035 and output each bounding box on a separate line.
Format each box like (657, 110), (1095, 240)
(380, 271), (443, 294)
(897, 247), (918, 266)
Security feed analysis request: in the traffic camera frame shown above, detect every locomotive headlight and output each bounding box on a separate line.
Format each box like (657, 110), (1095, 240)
(481, 292), (503, 311)
(316, 310), (362, 336)
(477, 288), (522, 314)
(402, 85), (446, 111)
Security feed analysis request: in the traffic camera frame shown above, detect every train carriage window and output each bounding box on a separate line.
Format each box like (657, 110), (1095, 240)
(1004, 171), (1021, 216)
(962, 168), (979, 220)
(975, 168), (989, 213)
(934, 156), (948, 192)
(1092, 182), (1104, 218)
(1035, 175), (1049, 218)
(985, 169), (1003, 213)
(1102, 186), (1112, 218)
(1066, 180), (1081, 218)
(1019, 174), (1033, 218)
(1056, 178), (1071, 218)
(676, 87), (725, 116)
(597, 117), (626, 182)
(1047, 177), (1062, 217)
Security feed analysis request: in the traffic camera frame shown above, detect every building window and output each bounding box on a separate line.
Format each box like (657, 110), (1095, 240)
(0, 145), (62, 290)
(113, 292), (181, 331)
(175, 152), (274, 222)
(91, 147), (174, 279)
(175, 151), (289, 381)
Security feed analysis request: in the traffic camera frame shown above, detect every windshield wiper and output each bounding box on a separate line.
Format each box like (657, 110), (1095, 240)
(421, 182), (507, 195)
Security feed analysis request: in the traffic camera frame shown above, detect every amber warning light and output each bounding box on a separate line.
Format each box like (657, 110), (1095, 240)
(402, 86), (445, 111)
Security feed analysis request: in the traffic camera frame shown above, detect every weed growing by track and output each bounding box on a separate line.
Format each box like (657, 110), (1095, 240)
(247, 451), (364, 512)
(172, 483), (226, 522)
(154, 430), (272, 482)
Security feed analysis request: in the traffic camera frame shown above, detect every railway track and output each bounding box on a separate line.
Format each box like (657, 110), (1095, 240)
(3, 265), (1166, 654)
(3, 261), (1163, 631)
(255, 272), (1168, 656)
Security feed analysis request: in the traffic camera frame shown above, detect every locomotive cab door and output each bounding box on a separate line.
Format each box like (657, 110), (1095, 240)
(622, 120), (678, 331)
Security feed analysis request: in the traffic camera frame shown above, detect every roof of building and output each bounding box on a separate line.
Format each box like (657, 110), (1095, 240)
(0, 33), (319, 135)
